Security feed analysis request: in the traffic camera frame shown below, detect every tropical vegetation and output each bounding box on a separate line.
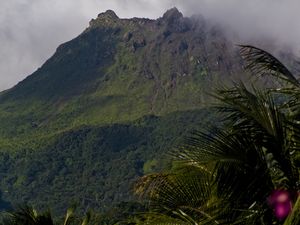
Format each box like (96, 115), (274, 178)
(3, 45), (299, 225)
(133, 45), (300, 224)
(0, 205), (90, 225)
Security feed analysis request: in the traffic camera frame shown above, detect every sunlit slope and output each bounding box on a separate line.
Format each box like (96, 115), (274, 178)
(0, 8), (241, 151)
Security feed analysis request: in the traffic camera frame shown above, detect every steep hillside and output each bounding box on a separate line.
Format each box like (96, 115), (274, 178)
(0, 109), (215, 214)
(0, 8), (242, 150)
(0, 8), (244, 214)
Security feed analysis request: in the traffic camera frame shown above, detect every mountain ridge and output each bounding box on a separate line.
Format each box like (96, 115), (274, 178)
(0, 8), (245, 215)
(0, 8), (242, 147)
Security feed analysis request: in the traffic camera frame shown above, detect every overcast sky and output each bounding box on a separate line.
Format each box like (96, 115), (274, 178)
(1, 0), (300, 91)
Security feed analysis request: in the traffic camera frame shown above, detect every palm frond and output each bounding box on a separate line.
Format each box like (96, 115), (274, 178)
(133, 212), (191, 225)
(133, 44), (300, 224)
(213, 83), (299, 189)
(63, 206), (75, 225)
(283, 195), (300, 225)
(177, 128), (275, 207)
(134, 166), (229, 224)
(135, 167), (212, 209)
(239, 45), (300, 87)
(2, 205), (54, 225)
(81, 211), (91, 225)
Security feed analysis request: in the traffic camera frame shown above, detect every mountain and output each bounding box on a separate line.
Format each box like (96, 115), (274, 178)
(0, 8), (244, 214)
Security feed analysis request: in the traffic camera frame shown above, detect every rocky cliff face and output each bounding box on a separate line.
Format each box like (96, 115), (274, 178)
(1, 8), (241, 100)
(0, 8), (244, 144)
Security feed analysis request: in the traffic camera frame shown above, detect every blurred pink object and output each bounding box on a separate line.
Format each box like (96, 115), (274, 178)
(268, 190), (292, 220)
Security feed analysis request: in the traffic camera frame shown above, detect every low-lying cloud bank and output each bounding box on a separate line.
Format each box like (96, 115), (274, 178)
(0, 0), (299, 91)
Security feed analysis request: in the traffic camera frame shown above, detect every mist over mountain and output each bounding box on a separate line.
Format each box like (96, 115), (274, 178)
(2, 0), (300, 91)
(0, 7), (298, 219)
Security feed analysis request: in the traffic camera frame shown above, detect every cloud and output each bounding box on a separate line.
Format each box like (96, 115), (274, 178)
(0, 0), (299, 91)
(176, 0), (300, 52)
(0, 0), (175, 91)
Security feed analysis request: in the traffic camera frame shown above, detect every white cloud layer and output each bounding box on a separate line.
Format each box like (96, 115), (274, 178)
(1, 0), (300, 91)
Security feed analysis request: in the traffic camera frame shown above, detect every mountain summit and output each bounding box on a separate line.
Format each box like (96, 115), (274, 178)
(98, 9), (119, 19)
(0, 9), (243, 214)
(162, 7), (183, 21)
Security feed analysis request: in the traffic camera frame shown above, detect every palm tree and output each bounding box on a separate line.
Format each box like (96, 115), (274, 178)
(134, 45), (300, 224)
(0, 205), (54, 225)
(0, 205), (91, 225)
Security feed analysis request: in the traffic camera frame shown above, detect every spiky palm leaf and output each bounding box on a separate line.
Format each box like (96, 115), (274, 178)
(63, 207), (75, 225)
(239, 45), (300, 87)
(0, 205), (91, 225)
(283, 195), (300, 225)
(212, 83), (299, 190)
(129, 212), (192, 225)
(134, 167), (218, 224)
(135, 163), (263, 224)
(80, 212), (91, 225)
(240, 45), (300, 121)
(0, 205), (54, 225)
(135, 45), (300, 224)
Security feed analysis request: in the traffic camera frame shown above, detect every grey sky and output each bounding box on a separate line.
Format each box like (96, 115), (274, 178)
(1, 0), (300, 91)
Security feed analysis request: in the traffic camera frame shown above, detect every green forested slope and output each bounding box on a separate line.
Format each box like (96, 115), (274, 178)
(0, 8), (241, 214)
(0, 109), (215, 215)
